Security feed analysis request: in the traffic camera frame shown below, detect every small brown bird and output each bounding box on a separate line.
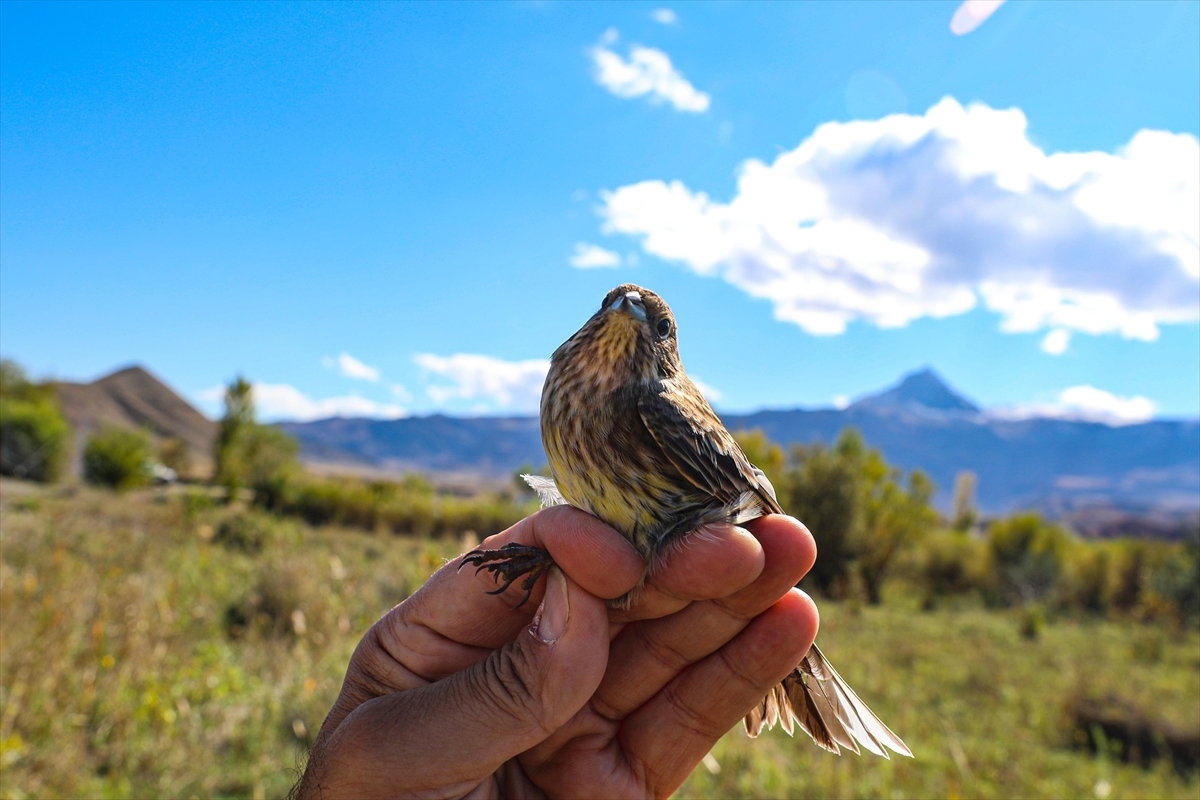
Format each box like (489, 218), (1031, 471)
(463, 284), (911, 758)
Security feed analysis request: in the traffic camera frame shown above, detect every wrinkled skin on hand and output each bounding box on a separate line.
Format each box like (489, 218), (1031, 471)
(295, 505), (818, 800)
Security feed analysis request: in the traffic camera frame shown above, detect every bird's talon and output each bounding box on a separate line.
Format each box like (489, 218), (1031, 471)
(459, 543), (555, 609)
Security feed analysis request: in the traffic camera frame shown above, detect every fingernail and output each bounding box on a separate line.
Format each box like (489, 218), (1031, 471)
(531, 567), (569, 645)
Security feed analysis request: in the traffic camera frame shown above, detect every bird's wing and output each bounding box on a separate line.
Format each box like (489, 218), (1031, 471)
(637, 378), (783, 516)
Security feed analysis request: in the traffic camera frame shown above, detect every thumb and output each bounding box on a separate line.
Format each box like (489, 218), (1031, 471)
(318, 568), (610, 796)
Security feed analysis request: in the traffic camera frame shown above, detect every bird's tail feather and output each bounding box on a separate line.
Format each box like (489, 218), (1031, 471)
(743, 643), (912, 759)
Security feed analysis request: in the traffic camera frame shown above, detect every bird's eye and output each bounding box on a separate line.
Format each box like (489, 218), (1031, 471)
(656, 319), (672, 338)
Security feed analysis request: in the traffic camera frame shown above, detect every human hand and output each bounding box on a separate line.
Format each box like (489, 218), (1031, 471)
(295, 505), (818, 799)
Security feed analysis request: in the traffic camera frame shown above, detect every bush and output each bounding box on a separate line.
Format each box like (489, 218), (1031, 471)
(214, 514), (273, 554)
(83, 427), (153, 490)
(1150, 533), (1200, 626)
(918, 528), (985, 608)
(0, 359), (71, 482)
(1061, 543), (1111, 613)
(158, 437), (192, 479)
(250, 470), (532, 540)
(985, 513), (1069, 606)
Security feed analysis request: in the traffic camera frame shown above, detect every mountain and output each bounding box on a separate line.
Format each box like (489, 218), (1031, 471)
(280, 414), (542, 476)
(54, 365), (217, 475)
(850, 368), (980, 414)
(283, 370), (1200, 520)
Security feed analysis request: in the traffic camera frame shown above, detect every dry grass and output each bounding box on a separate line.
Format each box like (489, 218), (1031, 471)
(1, 479), (1197, 799)
(0, 480), (463, 798)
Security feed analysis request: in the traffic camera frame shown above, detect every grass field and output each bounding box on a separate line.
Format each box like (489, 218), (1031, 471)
(1, 479), (1197, 799)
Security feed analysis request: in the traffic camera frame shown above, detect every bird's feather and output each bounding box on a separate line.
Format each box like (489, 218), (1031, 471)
(521, 474), (566, 508)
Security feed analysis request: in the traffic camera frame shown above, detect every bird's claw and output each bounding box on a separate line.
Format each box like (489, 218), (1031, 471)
(458, 542), (556, 610)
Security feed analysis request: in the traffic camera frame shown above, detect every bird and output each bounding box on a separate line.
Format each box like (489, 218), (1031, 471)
(462, 284), (912, 758)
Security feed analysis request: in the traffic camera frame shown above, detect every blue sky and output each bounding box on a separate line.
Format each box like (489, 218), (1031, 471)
(2, 0), (1197, 423)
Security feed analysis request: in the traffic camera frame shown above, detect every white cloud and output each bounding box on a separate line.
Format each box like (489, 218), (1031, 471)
(690, 376), (722, 403)
(651, 8), (678, 25)
(950, 0), (1006, 36)
(253, 383), (405, 422)
(196, 381), (405, 421)
(992, 385), (1158, 426)
(590, 29), (710, 113)
(600, 97), (1199, 343)
(391, 383), (412, 402)
(570, 242), (623, 269)
(197, 384), (225, 405)
(1040, 328), (1071, 355)
(322, 352), (381, 382)
(415, 353), (550, 412)
(833, 395), (850, 410)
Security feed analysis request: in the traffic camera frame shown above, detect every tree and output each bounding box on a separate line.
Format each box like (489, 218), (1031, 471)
(212, 375), (299, 503)
(739, 427), (938, 603)
(0, 359), (71, 482)
(783, 432), (865, 598)
(215, 376), (254, 490)
(858, 467), (938, 604)
(951, 470), (978, 532)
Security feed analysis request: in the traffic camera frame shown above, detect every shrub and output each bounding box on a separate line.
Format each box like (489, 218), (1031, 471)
(214, 514), (273, 553)
(1149, 533), (1200, 626)
(918, 528), (985, 608)
(985, 513), (1069, 606)
(1061, 544), (1111, 613)
(158, 437), (192, 479)
(0, 359), (71, 482)
(83, 427), (153, 489)
(251, 470), (532, 540)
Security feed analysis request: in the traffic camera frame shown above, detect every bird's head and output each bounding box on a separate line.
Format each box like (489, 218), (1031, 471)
(552, 284), (682, 386)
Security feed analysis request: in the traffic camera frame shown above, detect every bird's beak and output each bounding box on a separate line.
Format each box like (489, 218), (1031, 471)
(610, 291), (647, 321)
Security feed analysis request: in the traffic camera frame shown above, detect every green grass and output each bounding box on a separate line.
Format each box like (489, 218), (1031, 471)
(1, 480), (1197, 799)
(680, 601), (1198, 799)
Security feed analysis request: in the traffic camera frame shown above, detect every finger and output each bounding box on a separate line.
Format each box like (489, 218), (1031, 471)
(304, 569), (610, 799)
(376, 505), (643, 683)
(592, 515), (815, 720)
(465, 504), (645, 605)
(608, 521), (766, 624)
(622, 589), (819, 796)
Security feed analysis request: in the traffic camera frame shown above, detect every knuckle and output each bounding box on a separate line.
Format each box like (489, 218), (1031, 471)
(710, 595), (755, 624)
(472, 644), (555, 738)
(717, 645), (766, 694)
(662, 682), (723, 741)
(635, 623), (692, 673)
(588, 694), (624, 722)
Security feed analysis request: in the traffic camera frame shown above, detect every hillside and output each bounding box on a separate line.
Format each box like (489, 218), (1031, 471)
(283, 371), (1200, 521)
(53, 365), (217, 475)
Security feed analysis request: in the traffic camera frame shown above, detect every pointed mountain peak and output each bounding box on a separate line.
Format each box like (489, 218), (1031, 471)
(851, 369), (979, 413)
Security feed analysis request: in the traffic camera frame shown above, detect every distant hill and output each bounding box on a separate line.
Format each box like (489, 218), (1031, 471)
(850, 369), (980, 414)
(282, 414), (542, 477)
(284, 370), (1200, 522)
(54, 366), (217, 475)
